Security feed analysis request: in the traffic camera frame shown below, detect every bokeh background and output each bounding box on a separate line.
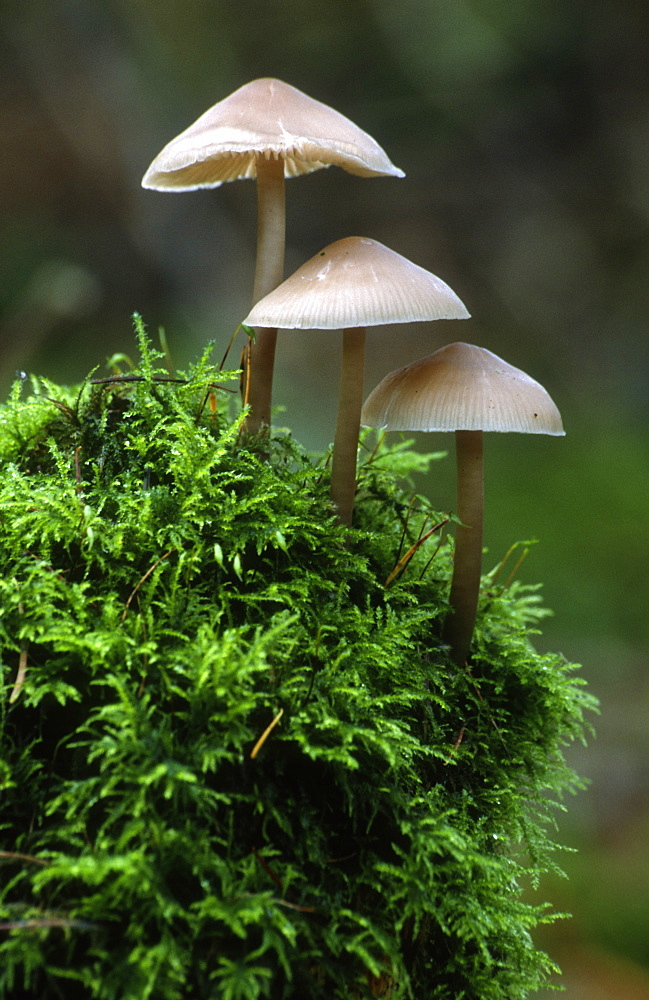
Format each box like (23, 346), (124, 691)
(2, 1), (648, 995)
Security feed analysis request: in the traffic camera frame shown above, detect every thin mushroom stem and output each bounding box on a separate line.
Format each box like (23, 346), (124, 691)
(244, 154), (286, 435)
(331, 327), (366, 526)
(443, 429), (484, 666)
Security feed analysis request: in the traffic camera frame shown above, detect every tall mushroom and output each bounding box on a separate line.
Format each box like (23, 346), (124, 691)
(244, 237), (469, 525)
(360, 342), (564, 666)
(141, 78), (404, 433)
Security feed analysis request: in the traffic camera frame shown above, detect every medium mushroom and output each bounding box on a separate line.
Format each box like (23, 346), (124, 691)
(141, 78), (404, 433)
(244, 237), (469, 525)
(360, 342), (564, 666)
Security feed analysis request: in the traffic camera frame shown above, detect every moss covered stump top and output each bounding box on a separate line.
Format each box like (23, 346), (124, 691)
(0, 326), (595, 999)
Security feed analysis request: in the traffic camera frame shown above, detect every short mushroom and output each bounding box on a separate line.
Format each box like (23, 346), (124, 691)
(360, 342), (564, 666)
(142, 78), (404, 433)
(244, 237), (469, 525)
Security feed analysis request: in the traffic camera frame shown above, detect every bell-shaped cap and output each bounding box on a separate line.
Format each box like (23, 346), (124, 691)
(142, 78), (404, 190)
(243, 237), (470, 330)
(361, 342), (565, 435)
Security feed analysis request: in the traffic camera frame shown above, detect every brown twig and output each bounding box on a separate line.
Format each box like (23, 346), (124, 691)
(443, 725), (466, 765)
(384, 519), (449, 587)
(0, 850), (50, 866)
(417, 532), (448, 581)
(252, 848), (283, 890)
(74, 446), (83, 486)
(9, 593), (27, 704)
(121, 549), (175, 623)
(500, 546), (531, 592)
(0, 916), (95, 931)
(9, 646), (28, 704)
(394, 494), (417, 565)
(91, 375), (187, 385)
(250, 708), (284, 759)
(249, 853), (317, 914)
(358, 429), (386, 468)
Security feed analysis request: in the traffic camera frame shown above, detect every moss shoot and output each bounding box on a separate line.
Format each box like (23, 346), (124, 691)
(0, 319), (595, 999)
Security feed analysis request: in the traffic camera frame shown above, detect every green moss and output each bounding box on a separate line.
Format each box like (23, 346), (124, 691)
(0, 320), (595, 999)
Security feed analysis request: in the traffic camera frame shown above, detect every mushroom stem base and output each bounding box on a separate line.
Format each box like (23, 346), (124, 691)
(331, 327), (366, 526)
(443, 429), (484, 666)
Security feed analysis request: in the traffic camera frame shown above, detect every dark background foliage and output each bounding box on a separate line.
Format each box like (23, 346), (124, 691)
(1, 2), (648, 995)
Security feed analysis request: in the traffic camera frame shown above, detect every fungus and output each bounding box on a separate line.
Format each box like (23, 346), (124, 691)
(141, 78), (404, 433)
(360, 342), (564, 665)
(244, 237), (469, 525)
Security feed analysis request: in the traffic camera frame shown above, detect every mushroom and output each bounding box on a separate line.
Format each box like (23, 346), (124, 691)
(244, 237), (469, 525)
(360, 342), (564, 666)
(141, 78), (404, 433)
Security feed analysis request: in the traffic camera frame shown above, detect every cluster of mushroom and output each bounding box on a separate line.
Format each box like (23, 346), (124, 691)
(142, 77), (565, 667)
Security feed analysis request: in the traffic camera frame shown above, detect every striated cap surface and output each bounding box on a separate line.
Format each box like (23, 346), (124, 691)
(244, 237), (469, 330)
(361, 342), (565, 434)
(142, 78), (404, 190)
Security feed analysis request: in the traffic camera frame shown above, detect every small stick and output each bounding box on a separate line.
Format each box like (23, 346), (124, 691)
(9, 647), (28, 704)
(158, 327), (175, 377)
(10, 595), (27, 704)
(359, 429), (386, 468)
(395, 494), (417, 565)
(0, 849), (50, 866)
(417, 532), (448, 581)
(250, 708), (284, 759)
(489, 541), (519, 587)
(121, 549), (175, 622)
(219, 322), (253, 371)
(384, 519), (449, 587)
(74, 446), (83, 486)
(238, 890), (316, 914)
(501, 546), (531, 592)
(443, 725), (466, 765)
(0, 917), (95, 931)
(274, 899), (317, 914)
(90, 375), (187, 385)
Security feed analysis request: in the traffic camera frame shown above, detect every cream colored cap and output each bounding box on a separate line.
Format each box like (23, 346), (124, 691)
(361, 342), (564, 435)
(243, 237), (470, 330)
(142, 78), (404, 190)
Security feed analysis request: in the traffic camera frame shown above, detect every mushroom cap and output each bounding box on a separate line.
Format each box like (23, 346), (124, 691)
(243, 237), (470, 330)
(142, 78), (404, 190)
(361, 342), (565, 435)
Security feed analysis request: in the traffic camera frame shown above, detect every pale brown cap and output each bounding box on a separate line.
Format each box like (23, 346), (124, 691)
(142, 78), (404, 191)
(243, 237), (470, 330)
(361, 342), (565, 435)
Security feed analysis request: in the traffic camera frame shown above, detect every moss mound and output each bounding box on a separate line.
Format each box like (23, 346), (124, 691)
(0, 323), (595, 999)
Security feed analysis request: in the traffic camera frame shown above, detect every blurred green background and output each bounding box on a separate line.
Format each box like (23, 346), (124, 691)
(2, 1), (648, 994)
